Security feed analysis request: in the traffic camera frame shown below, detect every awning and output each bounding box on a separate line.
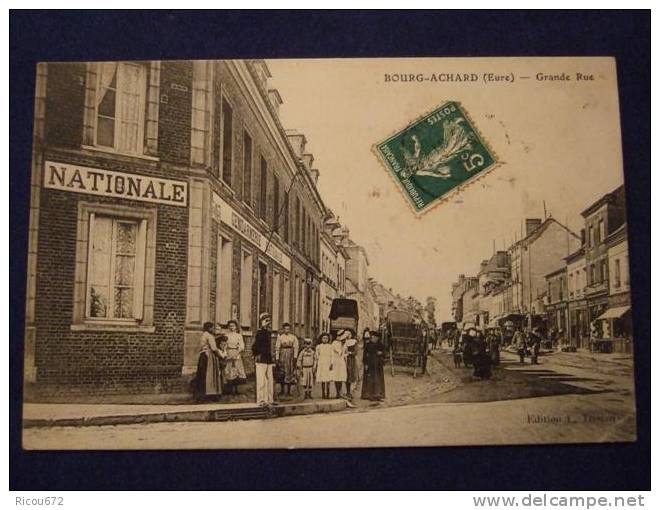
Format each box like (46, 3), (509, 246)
(596, 306), (631, 320)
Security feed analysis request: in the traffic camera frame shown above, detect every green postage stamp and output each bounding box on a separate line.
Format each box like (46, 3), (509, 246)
(374, 101), (498, 214)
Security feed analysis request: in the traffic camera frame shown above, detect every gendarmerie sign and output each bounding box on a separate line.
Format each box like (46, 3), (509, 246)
(43, 161), (188, 207)
(212, 192), (291, 271)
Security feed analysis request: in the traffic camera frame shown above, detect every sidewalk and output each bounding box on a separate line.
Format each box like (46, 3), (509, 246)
(23, 399), (348, 428)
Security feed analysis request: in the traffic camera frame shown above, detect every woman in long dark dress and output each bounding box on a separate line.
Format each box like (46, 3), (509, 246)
(193, 322), (225, 402)
(361, 330), (385, 401)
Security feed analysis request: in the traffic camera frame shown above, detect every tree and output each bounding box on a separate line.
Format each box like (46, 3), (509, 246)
(425, 296), (437, 328)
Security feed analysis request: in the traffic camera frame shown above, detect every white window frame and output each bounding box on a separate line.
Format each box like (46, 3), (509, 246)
(72, 203), (156, 332)
(215, 234), (233, 325)
(240, 248), (253, 329)
(94, 62), (147, 155)
(272, 269), (281, 331)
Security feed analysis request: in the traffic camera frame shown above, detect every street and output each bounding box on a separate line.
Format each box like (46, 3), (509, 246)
(23, 347), (636, 449)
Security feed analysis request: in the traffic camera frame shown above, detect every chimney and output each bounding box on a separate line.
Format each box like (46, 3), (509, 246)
(267, 89), (283, 115)
(250, 60), (271, 92)
(525, 218), (543, 236)
(286, 129), (307, 158)
(302, 153), (314, 170)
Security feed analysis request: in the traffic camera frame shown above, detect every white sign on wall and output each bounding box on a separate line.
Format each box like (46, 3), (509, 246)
(44, 161), (188, 207)
(212, 192), (291, 271)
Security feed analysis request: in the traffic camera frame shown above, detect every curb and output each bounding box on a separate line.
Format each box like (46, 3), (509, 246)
(23, 399), (348, 428)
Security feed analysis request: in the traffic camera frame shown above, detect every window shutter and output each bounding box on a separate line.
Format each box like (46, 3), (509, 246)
(133, 219), (147, 320)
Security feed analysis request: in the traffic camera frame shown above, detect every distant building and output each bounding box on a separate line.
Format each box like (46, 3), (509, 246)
(544, 266), (567, 336)
(599, 223), (632, 353)
(509, 218), (581, 317)
(581, 185), (627, 344)
(565, 246), (589, 348)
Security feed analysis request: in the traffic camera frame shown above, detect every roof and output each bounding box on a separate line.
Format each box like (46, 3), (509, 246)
(564, 245), (585, 263)
(509, 217), (580, 250)
(606, 222), (627, 246)
(544, 266), (567, 279)
(581, 185), (625, 218)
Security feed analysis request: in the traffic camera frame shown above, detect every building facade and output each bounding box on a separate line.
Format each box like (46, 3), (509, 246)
(565, 246), (589, 348)
(509, 218), (581, 317)
(601, 223), (632, 353)
(544, 266), (568, 336)
(24, 59), (330, 397)
(581, 185), (627, 339)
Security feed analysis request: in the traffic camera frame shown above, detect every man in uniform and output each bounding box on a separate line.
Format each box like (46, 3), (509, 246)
(252, 312), (275, 406)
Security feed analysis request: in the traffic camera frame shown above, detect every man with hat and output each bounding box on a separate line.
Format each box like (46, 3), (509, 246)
(252, 312), (275, 406)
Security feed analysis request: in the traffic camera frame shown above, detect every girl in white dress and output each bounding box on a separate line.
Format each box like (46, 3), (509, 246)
(330, 330), (348, 398)
(314, 333), (333, 399)
(224, 320), (247, 394)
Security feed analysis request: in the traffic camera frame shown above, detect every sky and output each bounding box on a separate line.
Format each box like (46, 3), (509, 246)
(267, 57), (625, 320)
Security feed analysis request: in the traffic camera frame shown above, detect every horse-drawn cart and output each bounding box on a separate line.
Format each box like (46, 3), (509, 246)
(383, 310), (428, 377)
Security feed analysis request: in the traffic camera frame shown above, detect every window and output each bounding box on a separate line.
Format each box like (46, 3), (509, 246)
(598, 219), (605, 243)
(283, 191), (289, 243)
(282, 276), (290, 324)
(273, 173), (280, 233)
(95, 62), (147, 154)
(272, 270), (281, 331)
(240, 250), (253, 328)
(257, 260), (268, 321)
(86, 215), (146, 320)
(302, 209), (307, 255)
(259, 157), (268, 220)
(295, 275), (301, 325)
(221, 98), (233, 185)
(295, 197), (301, 247)
(589, 225), (594, 247)
(242, 131), (253, 205)
(614, 259), (621, 288)
(600, 259), (608, 283)
(215, 236), (233, 325)
(590, 264), (596, 285)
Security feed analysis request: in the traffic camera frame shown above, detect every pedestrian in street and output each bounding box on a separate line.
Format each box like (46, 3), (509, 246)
(462, 330), (474, 368)
(194, 322), (225, 402)
(488, 328), (501, 366)
(345, 329), (359, 399)
(297, 338), (316, 400)
(330, 330), (348, 398)
(452, 337), (463, 368)
(528, 327), (542, 365)
(224, 320), (247, 395)
(361, 329), (386, 401)
(275, 322), (299, 397)
(472, 331), (492, 379)
(314, 332), (333, 399)
(252, 312), (275, 406)
(513, 327), (527, 364)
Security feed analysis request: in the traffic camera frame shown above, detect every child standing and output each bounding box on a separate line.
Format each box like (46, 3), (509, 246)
(314, 333), (333, 399)
(297, 338), (316, 399)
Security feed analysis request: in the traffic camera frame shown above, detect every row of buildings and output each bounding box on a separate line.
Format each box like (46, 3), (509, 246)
(24, 59), (387, 397)
(450, 186), (632, 353)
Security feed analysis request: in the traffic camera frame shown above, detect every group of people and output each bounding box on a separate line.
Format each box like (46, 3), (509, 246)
(511, 326), (543, 365)
(452, 327), (502, 379)
(194, 312), (386, 406)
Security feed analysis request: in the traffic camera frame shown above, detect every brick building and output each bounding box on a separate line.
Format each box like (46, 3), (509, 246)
(24, 59), (328, 397)
(26, 61), (193, 396)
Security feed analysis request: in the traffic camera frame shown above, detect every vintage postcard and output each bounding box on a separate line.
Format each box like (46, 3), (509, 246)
(21, 57), (636, 449)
